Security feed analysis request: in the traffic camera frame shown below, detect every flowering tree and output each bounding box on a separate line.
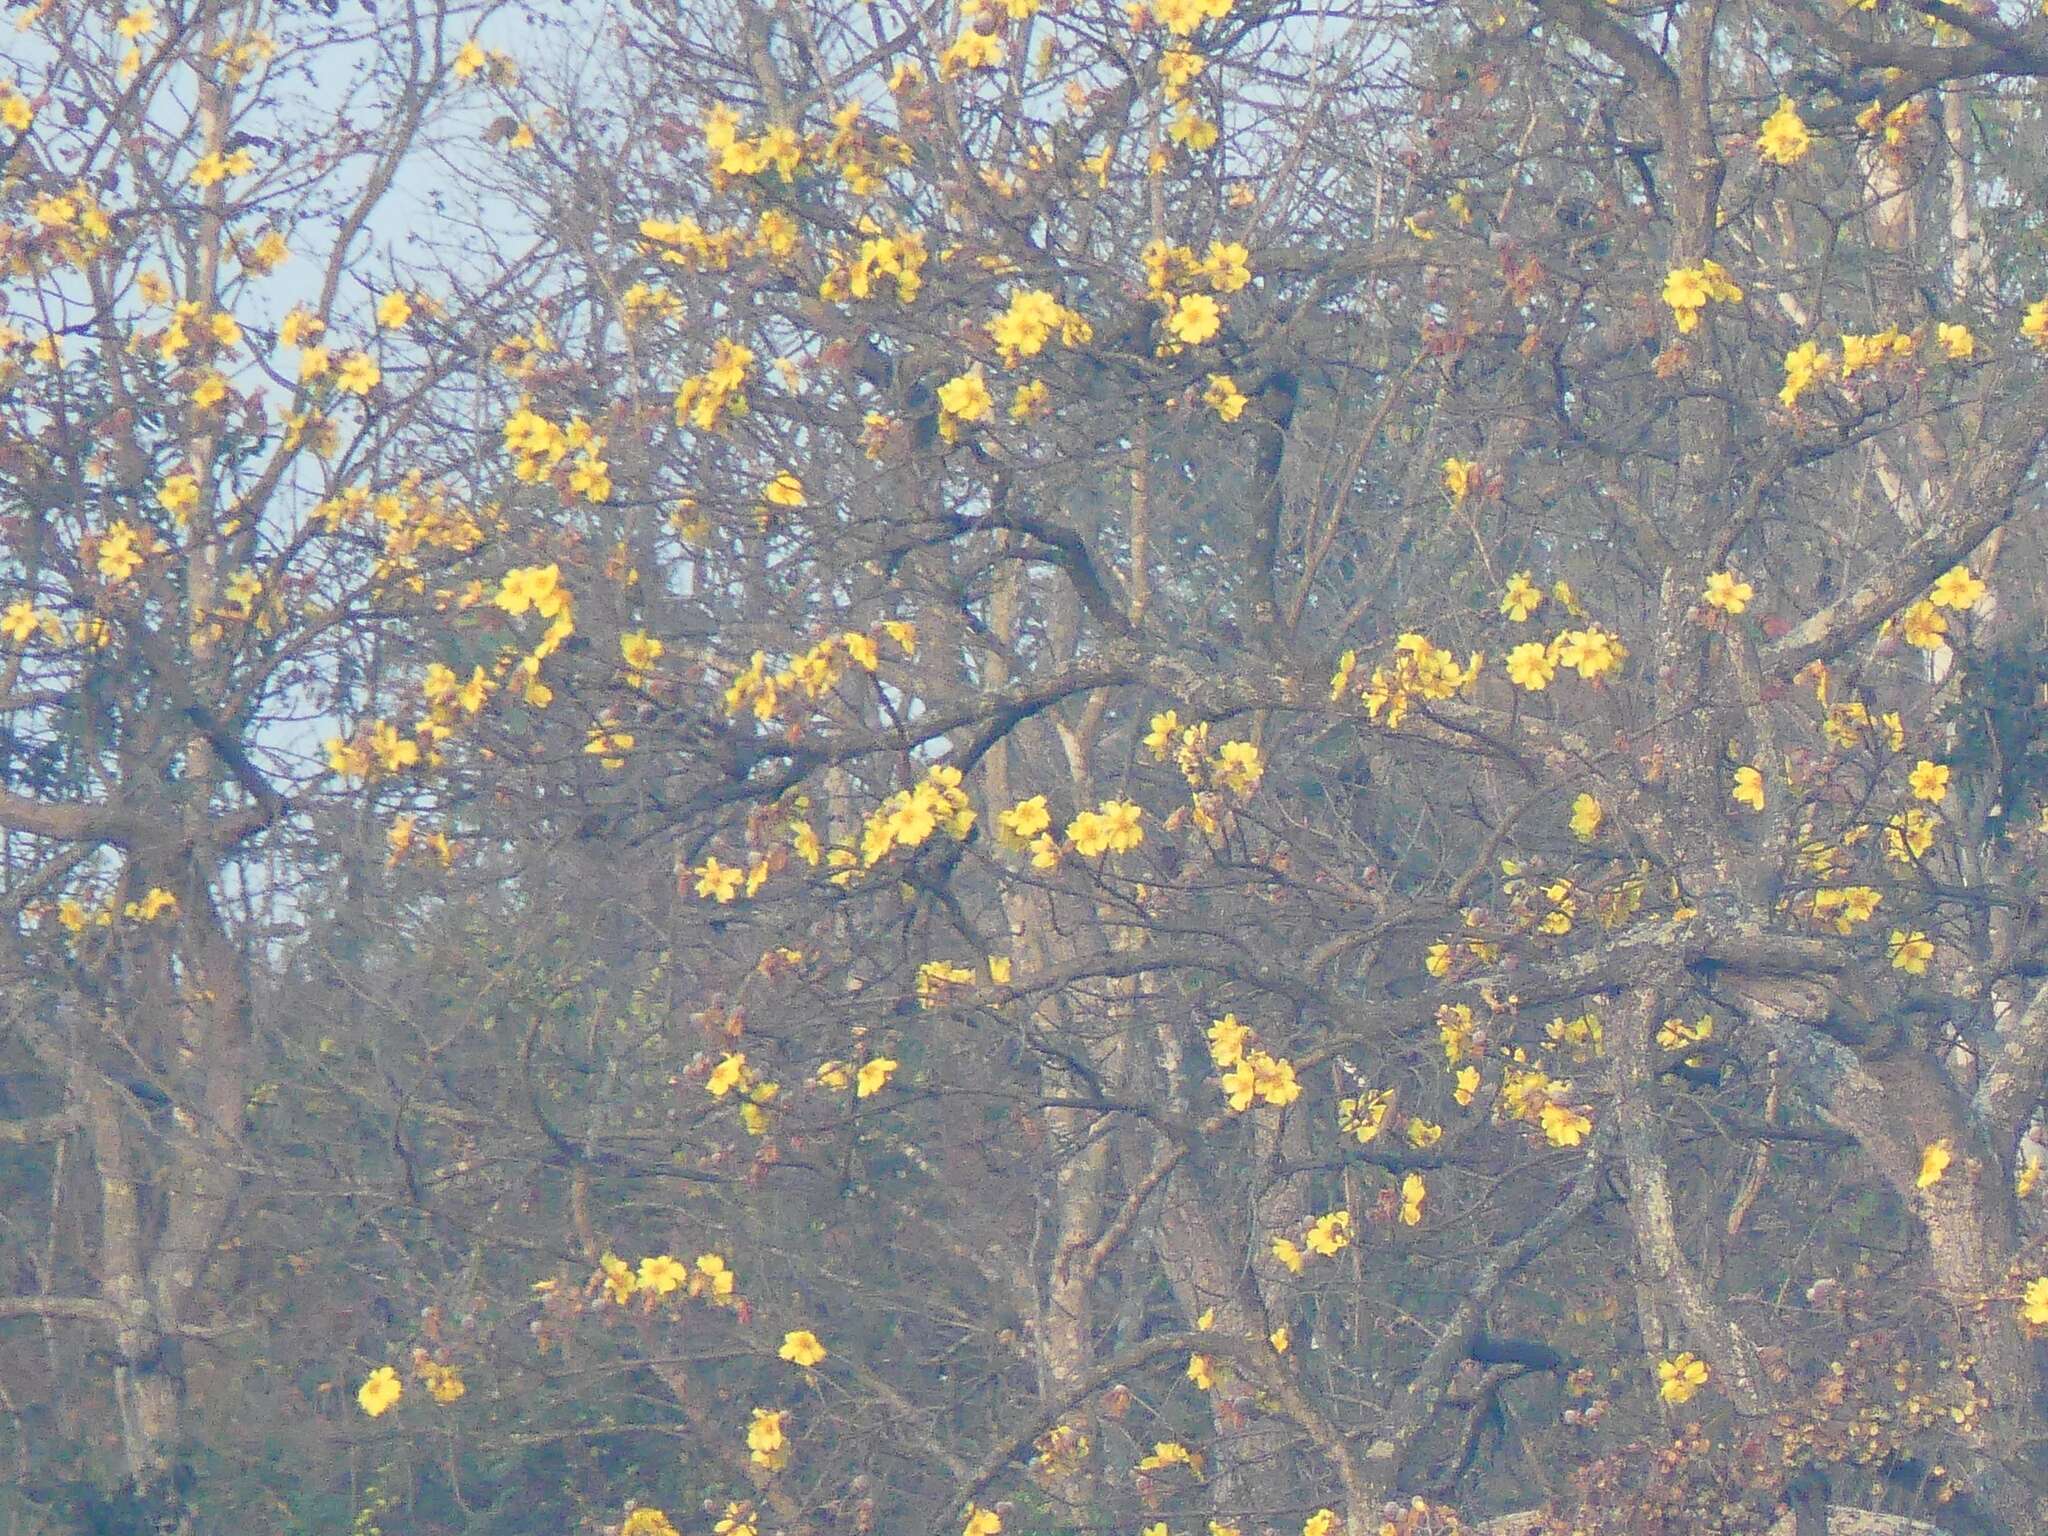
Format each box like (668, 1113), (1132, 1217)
(14, 1), (2048, 1534)
(0, 0), (546, 1518)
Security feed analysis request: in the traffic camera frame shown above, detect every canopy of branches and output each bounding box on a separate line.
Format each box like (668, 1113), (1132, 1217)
(5, 2), (2048, 1535)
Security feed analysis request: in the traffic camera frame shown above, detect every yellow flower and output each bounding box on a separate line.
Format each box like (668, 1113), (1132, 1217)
(877, 793), (934, 852)
(357, 1365), (403, 1417)
(1251, 1052), (1300, 1107)
(997, 794), (1051, 846)
(1136, 1440), (1196, 1471)
(856, 1057), (898, 1097)
(1207, 1014), (1251, 1068)
(1916, 1139), (1952, 1190)
(1215, 739), (1263, 795)
(335, 352), (381, 395)
(937, 368), (994, 423)
(622, 1512), (680, 1536)
(1555, 626), (1624, 680)
(1500, 571), (1543, 622)
(1406, 1117), (1442, 1148)
(1662, 267), (1709, 331)
(1400, 1172), (1426, 1226)
(1732, 765), (1765, 812)
(1187, 1352), (1214, 1389)
(449, 35), (492, 79)
(939, 29), (1004, 75)
(1886, 808), (1937, 863)
(1271, 1236), (1304, 1273)
(762, 472), (806, 507)
(1901, 600), (1948, 650)
(420, 1360), (466, 1403)
(1203, 240), (1251, 291)
(1698, 260), (1743, 304)
(188, 148), (256, 187)
(746, 1407), (789, 1469)
(1442, 457), (1480, 502)
(279, 308), (324, 349)
(1453, 1067), (1480, 1107)
(1303, 1511), (1338, 1536)
(494, 562), (570, 619)
(638, 1254), (688, 1294)
(1070, 799), (1143, 855)
(1009, 380), (1050, 420)
(2025, 297), (2048, 348)
(1335, 1089), (1400, 1146)
(695, 857), (743, 903)
(1330, 648), (1357, 700)
(1658, 1015), (1714, 1051)
(963, 1508), (1002, 1536)
(1780, 340), (1829, 408)
(1813, 885), (1882, 933)
(1570, 793), (1602, 841)
(1929, 565), (1986, 611)
(1, 600), (43, 644)
(98, 522), (145, 583)
(584, 723), (635, 766)
(1540, 1102), (1593, 1147)
(2022, 1278), (2048, 1327)
(843, 631), (880, 671)
(1304, 1210), (1350, 1256)
(1219, 1059), (1258, 1111)
(1703, 570), (1753, 615)
(693, 1253), (737, 1299)
(1908, 759), (1950, 804)
(1160, 46), (1207, 96)
(1937, 322), (1975, 360)
(1167, 292), (1222, 344)
(1757, 98), (1811, 166)
(1171, 107), (1212, 151)
(779, 1330), (828, 1367)
(1890, 929), (1934, 975)
(375, 290), (414, 327)
(1144, 710), (1182, 759)
(1841, 329), (1899, 376)
(707, 1053), (750, 1098)
(1177, 370), (1242, 425)
(243, 228), (291, 272)
(1657, 1352), (1709, 1404)
(1056, 811), (1105, 860)
(1506, 641), (1555, 691)
(1440, 1004), (1475, 1064)
(989, 288), (1063, 359)
(621, 631), (664, 671)
(1818, 705), (1866, 753)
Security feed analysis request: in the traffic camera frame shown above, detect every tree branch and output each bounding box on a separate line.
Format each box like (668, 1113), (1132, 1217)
(0, 1294), (120, 1326)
